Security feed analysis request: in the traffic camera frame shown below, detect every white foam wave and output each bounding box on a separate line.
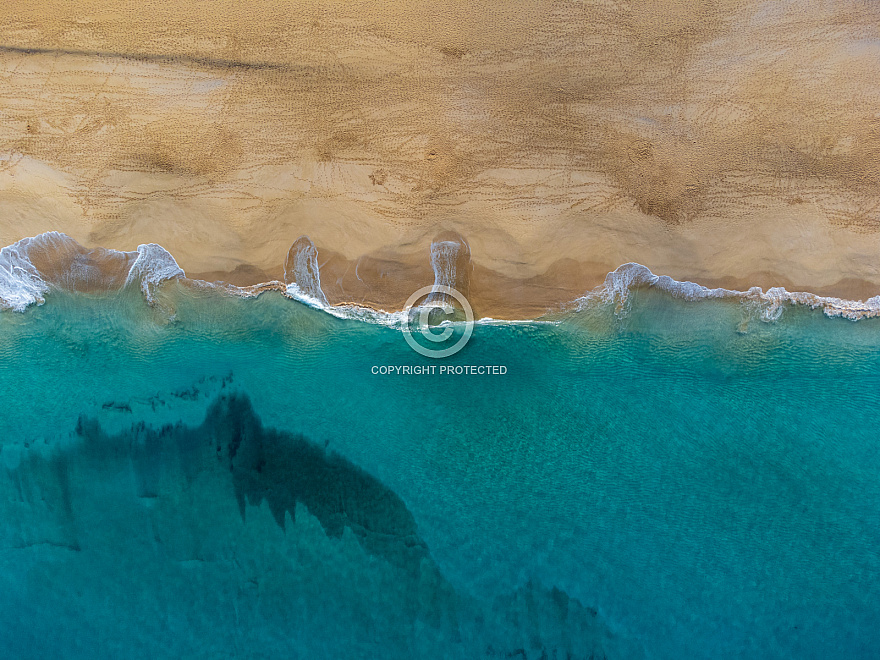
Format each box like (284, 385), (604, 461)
(281, 283), (559, 328)
(125, 243), (185, 302)
(425, 240), (462, 307)
(284, 236), (329, 306)
(0, 235), (50, 311)
(283, 282), (408, 327)
(475, 317), (559, 325)
(575, 262), (880, 321)
(0, 233), (184, 311)
(5, 234), (880, 323)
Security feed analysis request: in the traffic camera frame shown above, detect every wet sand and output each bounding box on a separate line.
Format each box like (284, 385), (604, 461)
(3, 1), (880, 318)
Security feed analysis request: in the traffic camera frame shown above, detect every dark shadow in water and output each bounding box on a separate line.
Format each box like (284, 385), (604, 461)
(74, 392), (428, 572)
(206, 393), (429, 570)
(1, 391), (634, 659)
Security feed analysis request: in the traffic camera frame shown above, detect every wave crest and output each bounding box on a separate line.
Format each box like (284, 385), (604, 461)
(125, 243), (185, 300)
(0, 235), (50, 311)
(577, 262), (880, 321)
(0, 232), (183, 311)
(4, 234), (880, 323)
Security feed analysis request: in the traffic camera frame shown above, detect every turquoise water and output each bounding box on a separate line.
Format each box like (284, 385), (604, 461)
(1, 282), (879, 658)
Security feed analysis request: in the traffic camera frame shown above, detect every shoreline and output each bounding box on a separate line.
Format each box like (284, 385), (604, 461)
(197, 250), (880, 322)
(5, 1), (880, 322)
(4, 232), (880, 322)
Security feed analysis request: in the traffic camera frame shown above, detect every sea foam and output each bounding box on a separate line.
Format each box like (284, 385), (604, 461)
(0, 235), (49, 311)
(4, 233), (880, 323)
(575, 262), (880, 322)
(284, 236), (329, 306)
(126, 242), (185, 299)
(0, 232), (183, 311)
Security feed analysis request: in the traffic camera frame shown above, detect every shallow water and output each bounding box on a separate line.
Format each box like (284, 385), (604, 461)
(1, 283), (879, 659)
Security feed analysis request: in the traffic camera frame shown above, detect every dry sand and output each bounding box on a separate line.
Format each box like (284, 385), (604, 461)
(3, 0), (880, 317)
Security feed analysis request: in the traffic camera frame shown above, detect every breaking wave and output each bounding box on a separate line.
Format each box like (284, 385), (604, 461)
(0, 232), (183, 311)
(574, 262), (880, 322)
(3, 233), (880, 323)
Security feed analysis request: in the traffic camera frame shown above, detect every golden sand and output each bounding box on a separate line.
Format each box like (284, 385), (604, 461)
(3, 1), (880, 317)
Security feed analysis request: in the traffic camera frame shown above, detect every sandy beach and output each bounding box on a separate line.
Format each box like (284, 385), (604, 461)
(3, 0), (880, 317)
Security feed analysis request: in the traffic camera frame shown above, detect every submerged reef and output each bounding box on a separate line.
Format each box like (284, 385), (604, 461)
(0, 392), (635, 659)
